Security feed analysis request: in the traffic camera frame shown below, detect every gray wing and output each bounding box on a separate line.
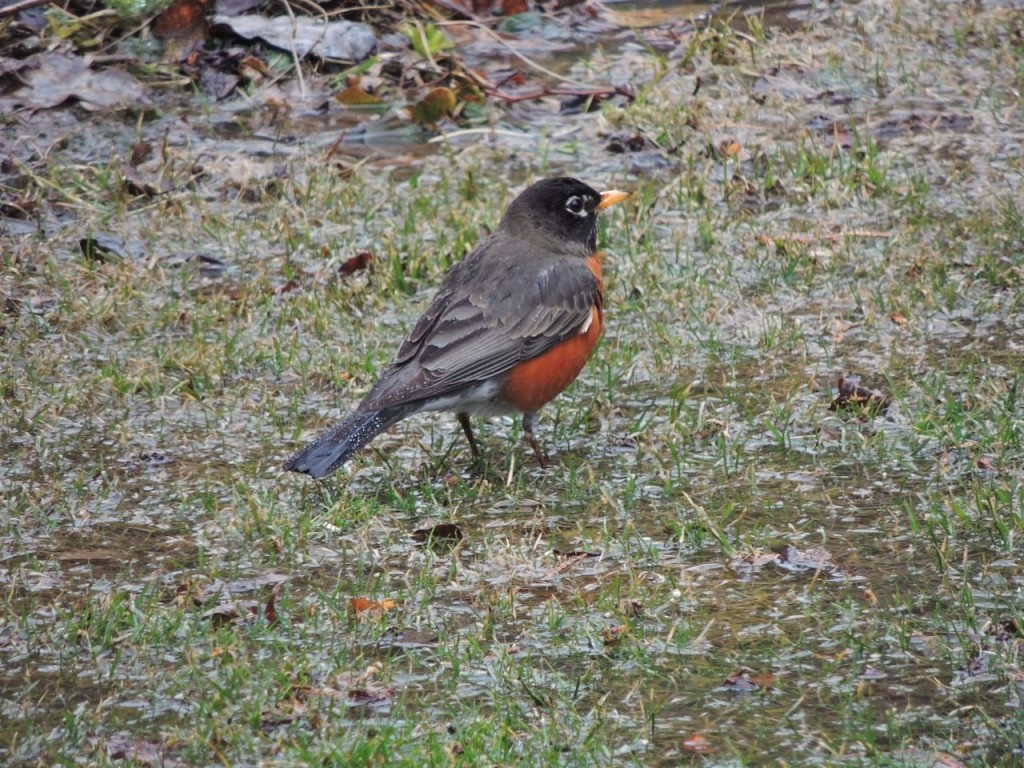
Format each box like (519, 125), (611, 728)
(362, 237), (600, 409)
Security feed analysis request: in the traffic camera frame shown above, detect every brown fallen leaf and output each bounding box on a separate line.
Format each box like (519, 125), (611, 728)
(129, 141), (153, 167)
(152, 0), (212, 62)
(606, 132), (649, 153)
(987, 617), (1024, 642)
(409, 87), (458, 125)
(830, 373), (892, 416)
(551, 549), (599, 574)
(348, 597), (398, 617)
(273, 279), (301, 296)
(202, 600), (260, 626)
(238, 55), (271, 82)
(337, 82), (382, 106)
(0, 196), (37, 218)
(347, 685), (396, 708)
(721, 139), (741, 156)
(264, 582), (283, 626)
(602, 625), (626, 646)
(552, 549), (599, 559)
(500, 0), (528, 15)
(339, 251), (375, 276)
(121, 165), (175, 197)
(618, 599), (643, 618)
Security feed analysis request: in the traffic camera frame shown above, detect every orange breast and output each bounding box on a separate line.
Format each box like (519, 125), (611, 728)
(501, 305), (603, 413)
(501, 255), (605, 413)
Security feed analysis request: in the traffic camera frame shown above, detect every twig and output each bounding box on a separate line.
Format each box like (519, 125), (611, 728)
(487, 84), (633, 104)
(0, 0), (52, 16)
(427, 127), (535, 143)
(422, 0), (479, 20)
(279, 0), (309, 99)
(428, 124), (583, 144)
(437, 19), (612, 89)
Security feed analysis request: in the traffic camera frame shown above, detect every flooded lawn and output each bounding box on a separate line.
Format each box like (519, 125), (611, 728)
(2, 0), (1024, 764)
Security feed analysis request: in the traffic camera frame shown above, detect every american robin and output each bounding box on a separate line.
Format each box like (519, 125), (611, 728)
(284, 177), (629, 479)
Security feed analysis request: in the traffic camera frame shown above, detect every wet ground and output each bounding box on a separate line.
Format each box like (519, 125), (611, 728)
(2, 0), (1024, 765)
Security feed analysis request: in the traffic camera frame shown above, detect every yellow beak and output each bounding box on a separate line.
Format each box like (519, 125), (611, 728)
(597, 189), (630, 210)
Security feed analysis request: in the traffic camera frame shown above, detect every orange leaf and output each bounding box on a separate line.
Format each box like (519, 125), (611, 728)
(348, 597), (398, 617)
(264, 582), (283, 626)
(410, 87), (457, 125)
(337, 83), (382, 106)
(151, 0), (211, 61)
(152, 0), (211, 39)
(500, 0), (528, 14)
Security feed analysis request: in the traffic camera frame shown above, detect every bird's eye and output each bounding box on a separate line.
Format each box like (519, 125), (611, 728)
(565, 195), (587, 216)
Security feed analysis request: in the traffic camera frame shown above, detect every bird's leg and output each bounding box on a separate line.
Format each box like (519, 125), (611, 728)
(522, 412), (548, 468)
(457, 412), (480, 458)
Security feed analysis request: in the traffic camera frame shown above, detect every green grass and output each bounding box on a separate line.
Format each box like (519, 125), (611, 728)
(4, 0), (1024, 765)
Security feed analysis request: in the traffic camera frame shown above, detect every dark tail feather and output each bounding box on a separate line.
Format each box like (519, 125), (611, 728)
(283, 405), (415, 479)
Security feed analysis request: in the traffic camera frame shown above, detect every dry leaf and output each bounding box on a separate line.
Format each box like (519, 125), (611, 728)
(337, 83), (382, 106)
(551, 549), (599, 574)
(618, 599), (643, 618)
(212, 15), (376, 62)
(409, 87), (457, 125)
(601, 625), (626, 646)
(500, 0), (528, 14)
(348, 597), (398, 617)
(830, 374), (892, 416)
(152, 0), (212, 61)
(15, 53), (149, 111)
(339, 251), (375, 276)
(264, 582), (282, 626)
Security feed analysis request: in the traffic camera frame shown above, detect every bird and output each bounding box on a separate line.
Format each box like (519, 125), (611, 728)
(283, 177), (629, 479)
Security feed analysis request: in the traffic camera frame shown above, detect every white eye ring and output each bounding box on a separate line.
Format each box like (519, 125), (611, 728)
(565, 195), (588, 217)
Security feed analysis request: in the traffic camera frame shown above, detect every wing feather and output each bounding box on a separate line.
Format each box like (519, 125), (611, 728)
(363, 238), (601, 410)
